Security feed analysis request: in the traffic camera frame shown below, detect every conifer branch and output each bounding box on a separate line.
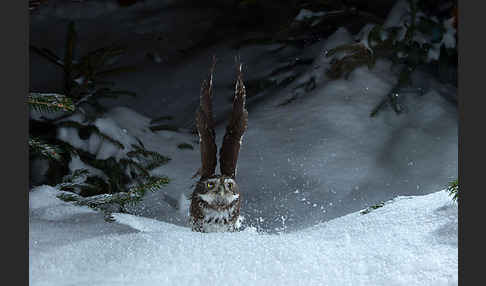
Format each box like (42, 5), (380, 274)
(119, 158), (150, 178)
(127, 144), (171, 170)
(57, 120), (125, 150)
(29, 137), (64, 161)
(29, 45), (65, 68)
(447, 179), (458, 202)
(57, 176), (169, 209)
(128, 176), (170, 197)
(28, 93), (75, 113)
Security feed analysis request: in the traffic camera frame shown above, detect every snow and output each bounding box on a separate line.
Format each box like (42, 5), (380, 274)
(427, 18), (457, 62)
(57, 110), (144, 161)
(441, 18), (457, 49)
(383, 0), (410, 29)
(356, 24), (376, 53)
(68, 155), (107, 180)
(30, 186), (457, 286)
(30, 185), (96, 221)
(294, 9), (327, 21)
(381, 0), (457, 63)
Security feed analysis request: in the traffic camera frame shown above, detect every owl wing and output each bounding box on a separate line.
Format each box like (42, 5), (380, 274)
(219, 61), (248, 178)
(196, 57), (218, 179)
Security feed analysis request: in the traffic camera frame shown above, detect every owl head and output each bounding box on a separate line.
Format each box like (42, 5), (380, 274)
(195, 175), (240, 210)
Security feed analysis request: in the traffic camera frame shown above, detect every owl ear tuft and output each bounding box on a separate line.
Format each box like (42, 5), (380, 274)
(219, 58), (248, 178)
(196, 56), (218, 179)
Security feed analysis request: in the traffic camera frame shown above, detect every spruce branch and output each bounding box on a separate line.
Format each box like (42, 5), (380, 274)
(149, 124), (180, 132)
(28, 93), (75, 113)
(326, 43), (374, 79)
(57, 120), (125, 150)
(31, 22), (136, 109)
(119, 158), (150, 178)
(360, 201), (385, 215)
(127, 144), (171, 170)
(29, 45), (65, 68)
(324, 0), (451, 117)
(447, 179), (458, 202)
(128, 176), (170, 197)
(177, 143), (194, 150)
(57, 191), (131, 208)
(57, 176), (169, 210)
(29, 137), (64, 161)
(61, 168), (89, 184)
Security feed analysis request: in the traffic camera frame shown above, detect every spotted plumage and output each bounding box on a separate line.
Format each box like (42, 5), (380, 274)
(190, 176), (241, 232)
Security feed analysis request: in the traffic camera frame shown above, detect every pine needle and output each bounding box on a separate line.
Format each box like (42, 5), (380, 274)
(129, 176), (170, 196)
(360, 201), (385, 215)
(127, 144), (171, 170)
(447, 179), (458, 202)
(29, 137), (64, 161)
(28, 93), (75, 113)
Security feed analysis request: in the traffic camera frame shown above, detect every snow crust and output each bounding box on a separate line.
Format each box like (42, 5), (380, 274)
(30, 186), (457, 286)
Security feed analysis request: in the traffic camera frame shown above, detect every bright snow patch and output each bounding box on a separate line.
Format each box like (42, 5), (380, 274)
(294, 9), (326, 21)
(29, 185), (96, 221)
(30, 187), (457, 286)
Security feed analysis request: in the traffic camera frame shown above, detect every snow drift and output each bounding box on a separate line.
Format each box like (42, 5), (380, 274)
(29, 186), (457, 286)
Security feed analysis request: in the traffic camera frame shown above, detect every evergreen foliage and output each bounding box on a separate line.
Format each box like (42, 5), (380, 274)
(446, 178), (458, 202)
(177, 143), (194, 150)
(29, 137), (64, 162)
(231, 1), (456, 111)
(28, 93), (75, 113)
(53, 119), (172, 213)
(360, 201), (385, 215)
(30, 21), (136, 117)
(126, 144), (171, 170)
(324, 0), (457, 117)
(29, 22), (171, 216)
(28, 92), (75, 162)
(149, 124), (179, 132)
(57, 120), (125, 149)
(56, 172), (169, 214)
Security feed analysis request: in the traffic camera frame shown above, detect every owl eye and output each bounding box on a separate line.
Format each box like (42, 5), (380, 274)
(206, 182), (215, 189)
(227, 182), (233, 189)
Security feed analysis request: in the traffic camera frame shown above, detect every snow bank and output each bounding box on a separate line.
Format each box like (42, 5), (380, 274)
(29, 185), (96, 221)
(29, 187), (457, 286)
(294, 9), (327, 21)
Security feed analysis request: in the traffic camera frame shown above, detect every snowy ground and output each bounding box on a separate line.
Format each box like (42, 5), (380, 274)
(30, 185), (457, 286)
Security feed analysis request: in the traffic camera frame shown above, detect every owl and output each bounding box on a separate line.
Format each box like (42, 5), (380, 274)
(190, 58), (248, 233)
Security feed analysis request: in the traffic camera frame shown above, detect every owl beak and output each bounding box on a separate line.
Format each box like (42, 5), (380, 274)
(219, 187), (225, 197)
